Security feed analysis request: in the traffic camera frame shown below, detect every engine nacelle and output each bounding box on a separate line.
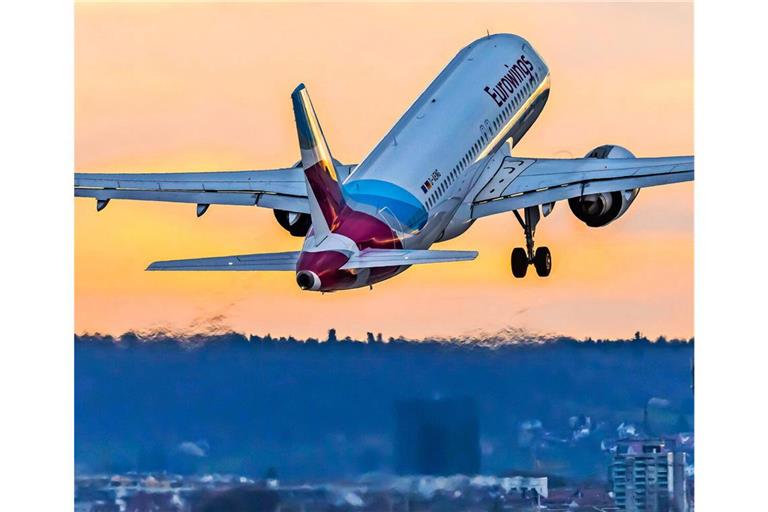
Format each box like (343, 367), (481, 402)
(568, 145), (639, 228)
(274, 209), (311, 237)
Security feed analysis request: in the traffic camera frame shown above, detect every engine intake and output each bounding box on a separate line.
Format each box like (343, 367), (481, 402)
(568, 145), (639, 227)
(569, 192), (625, 227)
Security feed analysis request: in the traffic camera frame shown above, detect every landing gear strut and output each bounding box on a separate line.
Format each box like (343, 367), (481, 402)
(510, 206), (551, 278)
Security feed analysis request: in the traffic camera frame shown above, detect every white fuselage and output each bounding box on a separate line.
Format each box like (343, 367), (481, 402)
(344, 34), (551, 249)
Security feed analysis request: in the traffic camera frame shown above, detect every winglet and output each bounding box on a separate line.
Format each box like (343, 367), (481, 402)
(291, 84), (346, 239)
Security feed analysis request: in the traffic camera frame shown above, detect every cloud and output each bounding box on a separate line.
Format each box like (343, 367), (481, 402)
(178, 440), (209, 458)
(647, 397), (671, 408)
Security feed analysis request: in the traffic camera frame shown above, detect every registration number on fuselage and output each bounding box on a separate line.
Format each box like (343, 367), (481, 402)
(420, 169), (442, 194)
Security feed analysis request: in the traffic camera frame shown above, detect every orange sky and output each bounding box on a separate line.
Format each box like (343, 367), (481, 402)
(75, 2), (693, 340)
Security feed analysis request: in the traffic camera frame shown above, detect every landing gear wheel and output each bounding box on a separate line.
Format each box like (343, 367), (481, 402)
(534, 247), (552, 277)
(511, 247), (528, 278)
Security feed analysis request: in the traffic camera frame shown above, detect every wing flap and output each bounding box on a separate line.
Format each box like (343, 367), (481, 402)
(147, 251), (301, 271)
(341, 249), (478, 269)
(74, 188), (310, 212)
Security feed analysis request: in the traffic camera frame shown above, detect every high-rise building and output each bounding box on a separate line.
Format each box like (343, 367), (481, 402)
(611, 439), (688, 512)
(394, 397), (480, 476)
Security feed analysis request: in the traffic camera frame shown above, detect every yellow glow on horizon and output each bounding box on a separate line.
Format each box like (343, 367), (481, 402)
(75, 2), (693, 340)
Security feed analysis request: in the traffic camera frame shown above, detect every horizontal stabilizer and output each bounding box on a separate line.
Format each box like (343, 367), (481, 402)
(147, 251), (301, 271)
(341, 249), (478, 269)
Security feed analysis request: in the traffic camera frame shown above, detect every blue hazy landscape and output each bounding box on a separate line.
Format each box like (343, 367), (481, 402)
(75, 332), (693, 482)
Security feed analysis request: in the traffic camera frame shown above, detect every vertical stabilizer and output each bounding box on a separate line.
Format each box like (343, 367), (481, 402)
(291, 84), (346, 240)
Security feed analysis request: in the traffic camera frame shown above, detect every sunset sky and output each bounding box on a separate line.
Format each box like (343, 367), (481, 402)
(75, 2), (693, 341)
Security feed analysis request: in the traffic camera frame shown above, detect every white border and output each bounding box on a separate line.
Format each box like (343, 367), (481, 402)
(2, 1), (768, 509)
(696, 1), (767, 510)
(0, 1), (73, 508)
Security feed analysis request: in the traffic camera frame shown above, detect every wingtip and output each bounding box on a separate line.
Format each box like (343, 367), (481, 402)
(292, 82), (306, 96)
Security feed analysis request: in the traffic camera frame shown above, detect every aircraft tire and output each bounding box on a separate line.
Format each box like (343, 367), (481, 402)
(511, 247), (528, 278)
(534, 247), (552, 277)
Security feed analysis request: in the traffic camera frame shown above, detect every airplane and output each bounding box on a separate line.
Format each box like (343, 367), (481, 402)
(75, 33), (693, 292)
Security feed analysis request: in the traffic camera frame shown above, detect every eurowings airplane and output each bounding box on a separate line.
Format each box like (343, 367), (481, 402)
(75, 34), (693, 292)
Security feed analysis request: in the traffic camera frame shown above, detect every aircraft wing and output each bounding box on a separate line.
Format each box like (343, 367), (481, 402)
(470, 156), (693, 219)
(75, 164), (355, 214)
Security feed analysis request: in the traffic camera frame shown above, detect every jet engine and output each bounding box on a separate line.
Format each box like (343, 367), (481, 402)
(568, 145), (639, 228)
(274, 209), (311, 237)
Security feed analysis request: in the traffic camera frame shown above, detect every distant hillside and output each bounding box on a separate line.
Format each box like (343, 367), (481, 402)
(75, 333), (693, 481)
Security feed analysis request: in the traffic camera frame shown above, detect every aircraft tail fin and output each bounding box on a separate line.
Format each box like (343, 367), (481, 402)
(291, 84), (346, 240)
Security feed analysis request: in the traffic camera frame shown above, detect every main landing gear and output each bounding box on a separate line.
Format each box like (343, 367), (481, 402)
(510, 206), (551, 278)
